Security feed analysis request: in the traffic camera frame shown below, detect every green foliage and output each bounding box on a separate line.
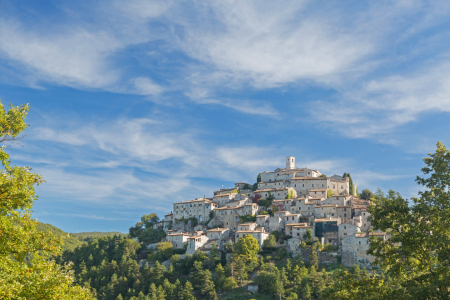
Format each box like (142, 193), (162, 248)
(301, 229), (312, 243)
(36, 222), (127, 252)
(238, 214), (257, 223)
(257, 173), (261, 183)
(257, 199), (272, 208)
(0, 101), (94, 299)
(234, 235), (259, 257)
(243, 184), (250, 190)
(359, 188), (374, 200)
(325, 142), (450, 299)
(129, 213), (166, 247)
(71, 231), (127, 243)
(321, 244), (339, 252)
(36, 222), (84, 252)
(263, 234), (276, 248)
(343, 173), (354, 195)
(285, 190), (295, 199)
(327, 189), (333, 199)
(269, 230), (280, 242)
(223, 240), (234, 253)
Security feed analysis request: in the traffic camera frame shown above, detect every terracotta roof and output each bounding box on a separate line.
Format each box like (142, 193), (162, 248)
(314, 218), (340, 222)
(207, 228), (228, 232)
(244, 203), (255, 206)
(291, 177), (325, 180)
(256, 215), (269, 218)
(336, 206), (351, 208)
(236, 230), (268, 234)
(310, 189), (327, 192)
(173, 198), (213, 204)
(214, 205), (243, 210)
(188, 235), (204, 239)
(355, 232), (386, 237)
(213, 193), (236, 198)
(285, 222), (309, 226)
(167, 233), (190, 236)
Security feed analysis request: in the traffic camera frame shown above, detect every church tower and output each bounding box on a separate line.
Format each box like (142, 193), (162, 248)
(286, 156), (295, 170)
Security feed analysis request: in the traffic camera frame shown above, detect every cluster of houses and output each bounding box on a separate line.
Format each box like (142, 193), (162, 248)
(153, 156), (385, 266)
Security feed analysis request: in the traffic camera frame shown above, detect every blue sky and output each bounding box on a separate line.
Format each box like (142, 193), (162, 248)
(1, 0), (449, 233)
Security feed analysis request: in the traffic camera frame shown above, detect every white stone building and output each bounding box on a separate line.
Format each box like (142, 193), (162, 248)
(173, 198), (217, 222)
(166, 233), (190, 248)
(342, 233), (386, 267)
(212, 193), (238, 207)
(186, 235), (209, 255)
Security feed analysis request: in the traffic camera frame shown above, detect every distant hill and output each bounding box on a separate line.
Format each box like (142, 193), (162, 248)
(71, 231), (128, 242)
(36, 222), (128, 252)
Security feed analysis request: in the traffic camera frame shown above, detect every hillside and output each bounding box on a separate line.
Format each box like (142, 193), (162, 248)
(36, 222), (127, 252)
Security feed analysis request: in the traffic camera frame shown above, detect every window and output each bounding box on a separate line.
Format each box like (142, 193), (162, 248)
(333, 185), (335, 189)
(344, 214), (347, 217)
(303, 184), (305, 187)
(312, 184), (314, 188)
(344, 226), (347, 229)
(341, 185), (343, 189)
(344, 233), (347, 235)
(295, 184), (297, 187)
(359, 241), (361, 244)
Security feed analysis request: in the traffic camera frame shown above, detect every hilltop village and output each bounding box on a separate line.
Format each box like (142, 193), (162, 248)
(153, 156), (384, 267)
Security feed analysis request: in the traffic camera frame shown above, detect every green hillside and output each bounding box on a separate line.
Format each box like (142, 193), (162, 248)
(36, 222), (127, 252)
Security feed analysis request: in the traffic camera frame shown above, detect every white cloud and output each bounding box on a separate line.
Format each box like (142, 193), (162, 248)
(173, 1), (374, 88)
(130, 77), (164, 96)
(0, 20), (121, 88)
(309, 61), (450, 139)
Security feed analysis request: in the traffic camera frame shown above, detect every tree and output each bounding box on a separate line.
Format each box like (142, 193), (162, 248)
(327, 189), (333, 198)
(234, 235), (259, 257)
(263, 234), (276, 248)
(129, 213), (166, 245)
(359, 189), (374, 200)
(214, 263), (226, 289)
(179, 281), (195, 300)
(302, 229), (313, 242)
(343, 173), (354, 195)
(325, 142), (450, 299)
(0, 102), (94, 299)
(368, 142), (450, 298)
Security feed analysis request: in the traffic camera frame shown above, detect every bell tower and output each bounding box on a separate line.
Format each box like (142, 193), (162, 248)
(286, 156), (295, 170)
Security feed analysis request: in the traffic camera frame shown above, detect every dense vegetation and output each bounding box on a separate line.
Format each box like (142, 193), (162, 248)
(36, 222), (126, 252)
